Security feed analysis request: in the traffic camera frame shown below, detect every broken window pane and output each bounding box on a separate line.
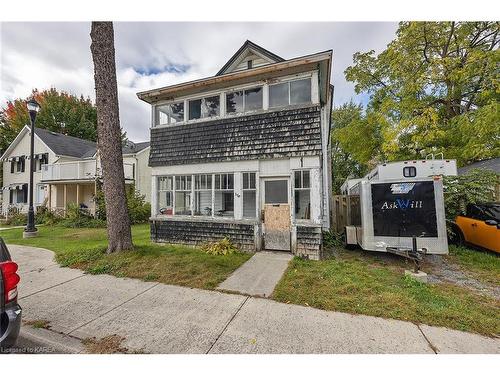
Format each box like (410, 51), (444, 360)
(269, 82), (289, 108)
(290, 78), (311, 105)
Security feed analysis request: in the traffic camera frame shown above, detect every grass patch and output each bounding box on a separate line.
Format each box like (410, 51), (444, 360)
(447, 245), (500, 285)
(0, 224), (251, 290)
(24, 319), (51, 329)
(82, 334), (144, 354)
(273, 249), (500, 337)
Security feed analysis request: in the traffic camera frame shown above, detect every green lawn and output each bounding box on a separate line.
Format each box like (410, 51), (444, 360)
(273, 247), (500, 337)
(447, 245), (500, 285)
(0, 224), (251, 290)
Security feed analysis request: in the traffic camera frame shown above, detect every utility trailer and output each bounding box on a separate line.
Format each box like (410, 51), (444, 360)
(342, 177), (448, 258)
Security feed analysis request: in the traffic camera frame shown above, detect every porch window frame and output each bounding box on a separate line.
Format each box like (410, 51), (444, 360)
(225, 85), (264, 116)
(293, 169), (312, 222)
(269, 77), (312, 109)
(242, 172), (257, 218)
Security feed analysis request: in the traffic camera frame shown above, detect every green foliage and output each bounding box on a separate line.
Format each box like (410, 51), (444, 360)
(4, 206), (60, 226)
(323, 230), (343, 248)
(330, 102), (369, 193)
(4, 212), (27, 226)
(94, 184), (150, 224)
(342, 21), (500, 167)
(443, 169), (499, 221)
(201, 237), (239, 256)
(59, 203), (106, 228)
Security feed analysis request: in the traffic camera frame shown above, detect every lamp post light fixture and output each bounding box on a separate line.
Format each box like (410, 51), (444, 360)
(23, 97), (40, 238)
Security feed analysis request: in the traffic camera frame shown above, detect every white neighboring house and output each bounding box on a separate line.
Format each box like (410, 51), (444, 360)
(1, 126), (151, 216)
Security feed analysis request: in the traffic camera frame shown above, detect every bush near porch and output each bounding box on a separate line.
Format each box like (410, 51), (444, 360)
(272, 243), (500, 337)
(0, 224), (251, 290)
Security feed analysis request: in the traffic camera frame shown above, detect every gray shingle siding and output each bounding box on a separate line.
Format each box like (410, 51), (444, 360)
(150, 219), (255, 251)
(149, 105), (322, 167)
(295, 226), (322, 260)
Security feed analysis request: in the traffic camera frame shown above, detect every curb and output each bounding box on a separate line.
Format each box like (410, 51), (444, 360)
(17, 325), (85, 354)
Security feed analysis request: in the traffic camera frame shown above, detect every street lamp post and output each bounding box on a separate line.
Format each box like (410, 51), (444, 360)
(23, 97), (40, 239)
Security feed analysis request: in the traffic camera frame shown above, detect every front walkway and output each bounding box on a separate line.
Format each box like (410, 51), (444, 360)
(8, 244), (500, 354)
(217, 251), (293, 297)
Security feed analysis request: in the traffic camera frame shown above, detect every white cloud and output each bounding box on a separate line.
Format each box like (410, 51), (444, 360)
(1, 22), (397, 142)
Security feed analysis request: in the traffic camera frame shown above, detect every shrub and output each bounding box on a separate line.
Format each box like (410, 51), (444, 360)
(201, 237), (239, 255)
(323, 230), (343, 248)
(443, 169), (499, 221)
(94, 183), (150, 224)
(5, 212), (27, 226)
(59, 203), (106, 228)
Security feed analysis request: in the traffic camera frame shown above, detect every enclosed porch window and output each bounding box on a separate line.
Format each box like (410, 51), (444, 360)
(294, 170), (311, 220)
(175, 175), (192, 215)
(214, 173), (234, 217)
(194, 174), (212, 216)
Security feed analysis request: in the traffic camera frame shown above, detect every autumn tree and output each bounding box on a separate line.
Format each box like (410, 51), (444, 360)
(343, 21), (499, 166)
(90, 21), (133, 253)
(0, 88), (97, 155)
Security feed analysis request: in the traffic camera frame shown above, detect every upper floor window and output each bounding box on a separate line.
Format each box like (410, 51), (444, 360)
(188, 95), (220, 120)
(10, 156), (25, 174)
(155, 102), (184, 126)
(269, 78), (311, 108)
(226, 87), (263, 114)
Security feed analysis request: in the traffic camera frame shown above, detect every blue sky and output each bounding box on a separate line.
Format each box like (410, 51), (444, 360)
(0, 22), (397, 141)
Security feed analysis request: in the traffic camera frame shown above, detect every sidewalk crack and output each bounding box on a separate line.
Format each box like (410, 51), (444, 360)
(416, 324), (438, 354)
(67, 282), (160, 335)
(19, 274), (86, 300)
(206, 296), (249, 354)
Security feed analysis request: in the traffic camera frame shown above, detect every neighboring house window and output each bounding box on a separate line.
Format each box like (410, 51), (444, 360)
(214, 173), (234, 217)
(175, 175), (192, 215)
(194, 174), (212, 216)
(242, 172), (256, 218)
(157, 176), (173, 215)
(155, 102), (184, 126)
(11, 157), (26, 173)
(269, 78), (311, 108)
(188, 95), (220, 120)
(226, 87), (263, 114)
(37, 153), (49, 171)
(11, 184), (28, 204)
(294, 170), (311, 220)
(403, 166), (417, 177)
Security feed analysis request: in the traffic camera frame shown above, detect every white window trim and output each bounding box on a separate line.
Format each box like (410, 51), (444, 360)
(155, 172), (261, 222)
(151, 71), (315, 129)
(293, 169), (312, 223)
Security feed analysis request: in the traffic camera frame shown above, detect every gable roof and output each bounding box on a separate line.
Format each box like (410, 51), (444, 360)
(1, 126), (150, 161)
(216, 40), (285, 76)
(34, 127), (97, 158)
(122, 141), (150, 155)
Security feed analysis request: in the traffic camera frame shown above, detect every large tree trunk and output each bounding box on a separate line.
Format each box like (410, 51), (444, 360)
(90, 21), (133, 253)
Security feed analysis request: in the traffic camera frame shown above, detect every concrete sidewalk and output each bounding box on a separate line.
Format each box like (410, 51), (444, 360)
(217, 251), (292, 297)
(8, 244), (500, 354)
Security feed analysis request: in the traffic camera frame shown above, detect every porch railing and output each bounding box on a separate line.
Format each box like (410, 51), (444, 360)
(41, 161), (134, 182)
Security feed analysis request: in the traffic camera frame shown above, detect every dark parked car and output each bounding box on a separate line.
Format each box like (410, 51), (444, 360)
(0, 237), (22, 349)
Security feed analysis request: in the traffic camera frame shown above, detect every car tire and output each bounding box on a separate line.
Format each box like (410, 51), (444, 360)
(452, 227), (465, 247)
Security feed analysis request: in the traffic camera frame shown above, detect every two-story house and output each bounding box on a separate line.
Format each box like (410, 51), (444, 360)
(1, 126), (151, 216)
(138, 41), (333, 259)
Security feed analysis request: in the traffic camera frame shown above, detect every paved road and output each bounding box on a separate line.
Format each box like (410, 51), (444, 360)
(7, 244), (500, 354)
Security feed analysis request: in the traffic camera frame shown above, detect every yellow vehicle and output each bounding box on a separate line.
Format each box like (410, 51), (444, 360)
(453, 203), (500, 253)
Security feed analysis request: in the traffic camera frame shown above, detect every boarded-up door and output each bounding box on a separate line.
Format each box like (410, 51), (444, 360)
(263, 179), (290, 251)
